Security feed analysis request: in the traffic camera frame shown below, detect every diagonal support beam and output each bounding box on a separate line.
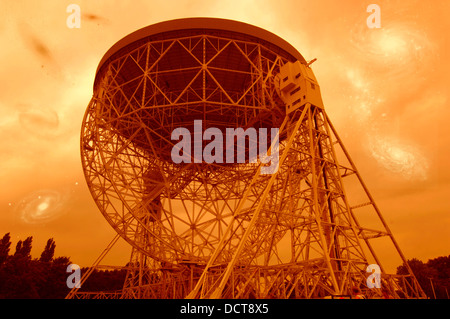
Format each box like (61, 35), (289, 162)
(208, 106), (308, 299)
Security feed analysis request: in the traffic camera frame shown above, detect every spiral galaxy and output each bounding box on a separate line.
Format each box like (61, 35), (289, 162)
(349, 19), (435, 83)
(16, 189), (69, 224)
(343, 14), (435, 181)
(367, 136), (429, 181)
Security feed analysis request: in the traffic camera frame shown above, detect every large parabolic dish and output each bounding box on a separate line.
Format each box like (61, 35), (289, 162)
(81, 18), (308, 264)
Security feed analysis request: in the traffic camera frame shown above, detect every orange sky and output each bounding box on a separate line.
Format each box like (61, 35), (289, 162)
(0, 0), (449, 273)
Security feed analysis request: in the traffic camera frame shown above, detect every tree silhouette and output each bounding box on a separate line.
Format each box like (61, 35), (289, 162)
(426, 255), (450, 298)
(0, 233), (125, 298)
(39, 238), (56, 262)
(0, 233), (11, 265)
(397, 256), (450, 299)
(0, 234), (72, 298)
(1, 236), (38, 298)
(39, 256), (73, 298)
(13, 236), (32, 259)
(427, 255), (450, 282)
(79, 268), (127, 292)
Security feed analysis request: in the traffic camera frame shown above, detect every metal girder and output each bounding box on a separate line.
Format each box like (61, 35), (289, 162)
(72, 28), (425, 300)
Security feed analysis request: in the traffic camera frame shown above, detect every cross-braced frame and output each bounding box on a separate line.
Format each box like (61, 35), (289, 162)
(72, 19), (425, 299)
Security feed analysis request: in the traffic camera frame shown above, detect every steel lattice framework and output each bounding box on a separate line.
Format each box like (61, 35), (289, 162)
(68, 18), (425, 299)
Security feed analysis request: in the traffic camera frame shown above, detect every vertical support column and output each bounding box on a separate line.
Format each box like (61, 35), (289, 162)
(314, 108), (343, 290)
(307, 106), (340, 294)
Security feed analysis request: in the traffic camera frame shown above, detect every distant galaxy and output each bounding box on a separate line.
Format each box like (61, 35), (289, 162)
(349, 19), (435, 80)
(346, 15), (436, 104)
(16, 189), (70, 224)
(342, 13), (436, 181)
(367, 135), (429, 180)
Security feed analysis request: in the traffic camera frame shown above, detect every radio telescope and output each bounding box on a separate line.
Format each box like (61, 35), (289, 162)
(69, 18), (425, 299)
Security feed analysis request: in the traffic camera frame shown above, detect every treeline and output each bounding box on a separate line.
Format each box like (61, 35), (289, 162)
(0, 233), (125, 299)
(397, 256), (450, 299)
(0, 232), (449, 298)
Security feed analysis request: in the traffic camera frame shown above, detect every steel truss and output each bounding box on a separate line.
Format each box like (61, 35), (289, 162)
(71, 31), (425, 299)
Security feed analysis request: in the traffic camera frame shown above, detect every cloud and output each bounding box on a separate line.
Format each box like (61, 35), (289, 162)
(18, 23), (53, 62)
(18, 107), (60, 138)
